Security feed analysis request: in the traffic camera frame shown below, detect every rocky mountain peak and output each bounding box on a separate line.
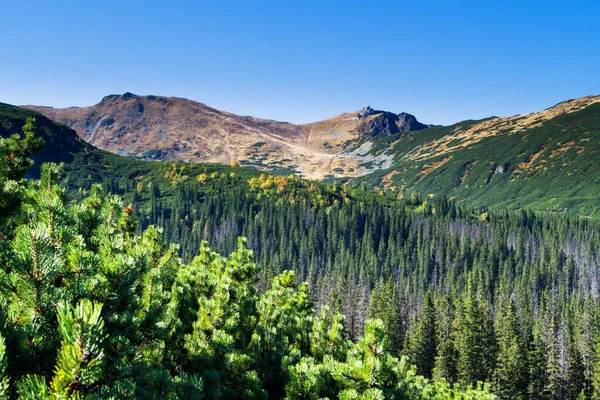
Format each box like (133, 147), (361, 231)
(356, 109), (429, 138)
(24, 94), (431, 179)
(100, 92), (140, 104)
(397, 112), (429, 133)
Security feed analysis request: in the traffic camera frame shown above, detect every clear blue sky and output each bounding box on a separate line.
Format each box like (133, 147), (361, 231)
(1, 0), (599, 125)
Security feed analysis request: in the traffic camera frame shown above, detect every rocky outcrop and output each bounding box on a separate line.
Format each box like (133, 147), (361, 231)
(396, 112), (429, 133)
(357, 111), (428, 138)
(357, 112), (398, 138)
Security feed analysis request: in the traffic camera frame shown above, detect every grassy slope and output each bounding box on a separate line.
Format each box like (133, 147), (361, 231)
(356, 103), (600, 217)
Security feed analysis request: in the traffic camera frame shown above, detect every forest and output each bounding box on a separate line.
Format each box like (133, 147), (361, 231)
(102, 164), (600, 400)
(2, 118), (600, 399)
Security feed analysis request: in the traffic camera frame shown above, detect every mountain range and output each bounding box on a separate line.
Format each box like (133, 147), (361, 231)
(13, 93), (600, 216)
(25, 94), (429, 180)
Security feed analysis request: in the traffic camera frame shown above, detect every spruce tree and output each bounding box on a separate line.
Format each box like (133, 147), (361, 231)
(454, 277), (495, 386)
(367, 279), (403, 353)
(494, 300), (528, 399)
(405, 291), (437, 378)
(433, 294), (458, 383)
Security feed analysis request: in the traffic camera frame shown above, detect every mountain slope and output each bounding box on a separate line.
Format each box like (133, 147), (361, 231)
(2, 105), (599, 398)
(354, 95), (600, 216)
(25, 95), (429, 180)
(16, 94), (600, 216)
(0, 102), (91, 177)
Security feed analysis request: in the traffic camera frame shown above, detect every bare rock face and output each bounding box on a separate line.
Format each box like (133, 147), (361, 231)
(357, 111), (429, 138)
(357, 111), (400, 138)
(396, 112), (429, 133)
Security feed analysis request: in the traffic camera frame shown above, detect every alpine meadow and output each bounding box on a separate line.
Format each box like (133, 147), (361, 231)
(2, 1), (600, 399)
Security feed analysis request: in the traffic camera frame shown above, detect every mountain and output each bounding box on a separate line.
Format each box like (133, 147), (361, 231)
(0, 102), (91, 177)
(1, 101), (507, 400)
(17, 94), (600, 216)
(5, 99), (600, 398)
(3, 100), (600, 399)
(353, 95), (600, 216)
(25, 95), (429, 180)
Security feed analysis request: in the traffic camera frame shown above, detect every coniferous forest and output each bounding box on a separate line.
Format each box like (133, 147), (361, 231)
(113, 165), (600, 400)
(0, 121), (504, 399)
(0, 116), (598, 399)
(2, 1), (599, 398)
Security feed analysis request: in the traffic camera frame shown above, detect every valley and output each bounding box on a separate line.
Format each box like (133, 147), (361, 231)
(2, 95), (600, 399)
(25, 95), (429, 180)
(3, 1), (599, 398)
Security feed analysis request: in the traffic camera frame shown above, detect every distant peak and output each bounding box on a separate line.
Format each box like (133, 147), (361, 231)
(100, 92), (139, 103)
(397, 112), (414, 118)
(549, 94), (600, 109)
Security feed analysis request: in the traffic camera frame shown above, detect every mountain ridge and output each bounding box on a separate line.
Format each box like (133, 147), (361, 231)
(20, 93), (600, 215)
(353, 94), (600, 215)
(24, 93), (429, 179)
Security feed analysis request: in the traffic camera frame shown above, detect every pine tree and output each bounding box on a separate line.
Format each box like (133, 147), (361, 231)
(367, 279), (403, 353)
(310, 306), (348, 362)
(15, 299), (106, 398)
(184, 238), (265, 398)
(528, 327), (547, 400)
(330, 319), (402, 398)
(284, 358), (329, 400)
(0, 116), (44, 242)
(253, 270), (314, 398)
(50, 300), (106, 396)
(433, 294), (458, 383)
(0, 334), (9, 400)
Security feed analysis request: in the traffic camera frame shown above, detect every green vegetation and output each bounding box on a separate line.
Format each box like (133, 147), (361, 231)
(4, 102), (600, 399)
(0, 103), (85, 178)
(0, 121), (494, 398)
(353, 102), (600, 216)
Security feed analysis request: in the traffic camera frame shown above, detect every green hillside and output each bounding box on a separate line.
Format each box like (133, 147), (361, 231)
(352, 97), (600, 216)
(0, 102), (90, 178)
(0, 113), (496, 399)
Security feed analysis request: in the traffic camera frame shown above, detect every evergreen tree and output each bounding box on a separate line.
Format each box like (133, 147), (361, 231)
(528, 327), (548, 400)
(405, 291), (437, 378)
(434, 294), (459, 383)
(494, 300), (528, 399)
(0, 116), (43, 235)
(455, 277), (495, 386)
(0, 334), (9, 400)
(367, 279), (403, 353)
(592, 342), (600, 400)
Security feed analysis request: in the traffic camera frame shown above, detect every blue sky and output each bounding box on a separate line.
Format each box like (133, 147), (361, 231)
(1, 0), (599, 125)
